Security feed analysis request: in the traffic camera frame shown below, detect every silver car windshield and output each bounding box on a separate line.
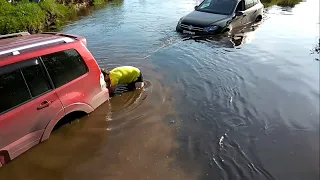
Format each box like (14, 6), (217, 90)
(197, 0), (237, 15)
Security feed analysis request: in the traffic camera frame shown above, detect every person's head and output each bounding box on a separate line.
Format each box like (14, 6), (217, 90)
(101, 69), (110, 84)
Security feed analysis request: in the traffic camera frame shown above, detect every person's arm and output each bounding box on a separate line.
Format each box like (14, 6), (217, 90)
(108, 77), (118, 94)
(108, 85), (116, 94)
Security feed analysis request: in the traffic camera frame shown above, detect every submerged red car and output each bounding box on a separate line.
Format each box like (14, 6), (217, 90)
(0, 32), (109, 167)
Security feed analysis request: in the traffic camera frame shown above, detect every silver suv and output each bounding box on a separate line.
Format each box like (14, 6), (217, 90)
(176, 0), (264, 35)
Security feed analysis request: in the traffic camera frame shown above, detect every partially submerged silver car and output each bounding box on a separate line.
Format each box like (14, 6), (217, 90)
(176, 0), (264, 35)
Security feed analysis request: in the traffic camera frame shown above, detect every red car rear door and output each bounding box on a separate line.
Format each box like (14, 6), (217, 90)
(0, 58), (63, 160)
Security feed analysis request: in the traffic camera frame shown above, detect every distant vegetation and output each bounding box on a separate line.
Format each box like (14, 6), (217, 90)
(261, 0), (302, 7)
(0, 0), (74, 34)
(0, 0), (122, 34)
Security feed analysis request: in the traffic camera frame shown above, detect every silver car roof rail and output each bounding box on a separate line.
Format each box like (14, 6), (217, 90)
(0, 32), (31, 40)
(0, 37), (74, 58)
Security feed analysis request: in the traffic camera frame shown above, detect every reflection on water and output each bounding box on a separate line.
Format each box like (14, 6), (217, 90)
(311, 38), (319, 61)
(0, 0), (319, 180)
(182, 22), (261, 48)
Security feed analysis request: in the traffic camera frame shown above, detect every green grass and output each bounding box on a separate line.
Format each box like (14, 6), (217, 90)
(92, 0), (104, 5)
(0, 0), (77, 34)
(0, 0), (46, 34)
(92, 0), (124, 6)
(0, 0), (123, 34)
(39, 0), (77, 29)
(261, 0), (302, 7)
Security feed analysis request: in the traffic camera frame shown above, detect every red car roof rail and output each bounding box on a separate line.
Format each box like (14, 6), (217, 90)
(0, 32), (30, 40)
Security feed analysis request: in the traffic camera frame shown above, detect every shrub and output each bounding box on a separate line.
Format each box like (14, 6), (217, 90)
(0, 0), (46, 34)
(261, 0), (301, 7)
(0, 0), (77, 34)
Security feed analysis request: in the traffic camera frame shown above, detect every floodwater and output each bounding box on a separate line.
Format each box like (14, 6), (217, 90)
(0, 0), (319, 180)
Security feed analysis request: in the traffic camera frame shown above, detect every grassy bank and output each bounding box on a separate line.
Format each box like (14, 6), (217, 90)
(261, 0), (302, 7)
(0, 0), (106, 34)
(0, 0), (78, 34)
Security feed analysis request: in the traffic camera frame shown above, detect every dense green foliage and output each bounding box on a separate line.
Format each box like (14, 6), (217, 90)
(0, 0), (45, 34)
(261, 0), (302, 7)
(0, 0), (77, 34)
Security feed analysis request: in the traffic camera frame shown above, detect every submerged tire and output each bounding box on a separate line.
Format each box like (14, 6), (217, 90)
(222, 28), (230, 33)
(176, 25), (182, 33)
(255, 15), (262, 22)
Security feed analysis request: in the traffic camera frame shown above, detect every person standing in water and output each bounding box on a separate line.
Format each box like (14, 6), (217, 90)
(101, 66), (144, 94)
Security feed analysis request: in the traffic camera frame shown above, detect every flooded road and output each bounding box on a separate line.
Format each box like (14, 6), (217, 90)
(0, 0), (319, 180)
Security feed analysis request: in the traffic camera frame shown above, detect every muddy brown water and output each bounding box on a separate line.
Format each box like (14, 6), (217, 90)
(0, 0), (319, 180)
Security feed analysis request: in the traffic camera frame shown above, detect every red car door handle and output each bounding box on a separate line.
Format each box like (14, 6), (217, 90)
(37, 100), (51, 110)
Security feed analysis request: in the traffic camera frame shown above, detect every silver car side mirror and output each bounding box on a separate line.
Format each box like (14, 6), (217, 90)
(235, 11), (244, 16)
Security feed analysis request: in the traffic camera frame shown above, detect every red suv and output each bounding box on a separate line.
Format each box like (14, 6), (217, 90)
(0, 32), (109, 167)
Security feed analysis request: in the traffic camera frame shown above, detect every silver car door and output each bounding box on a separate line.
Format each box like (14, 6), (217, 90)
(244, 0), (254, 24)
(250, 0), (259, 21)
(231, 0), (246, 29)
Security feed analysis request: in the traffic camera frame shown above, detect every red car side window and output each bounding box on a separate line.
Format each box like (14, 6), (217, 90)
(0, 70), (31, 114)
(41, 49), (88, 88)
(21, 64), (52, 98)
